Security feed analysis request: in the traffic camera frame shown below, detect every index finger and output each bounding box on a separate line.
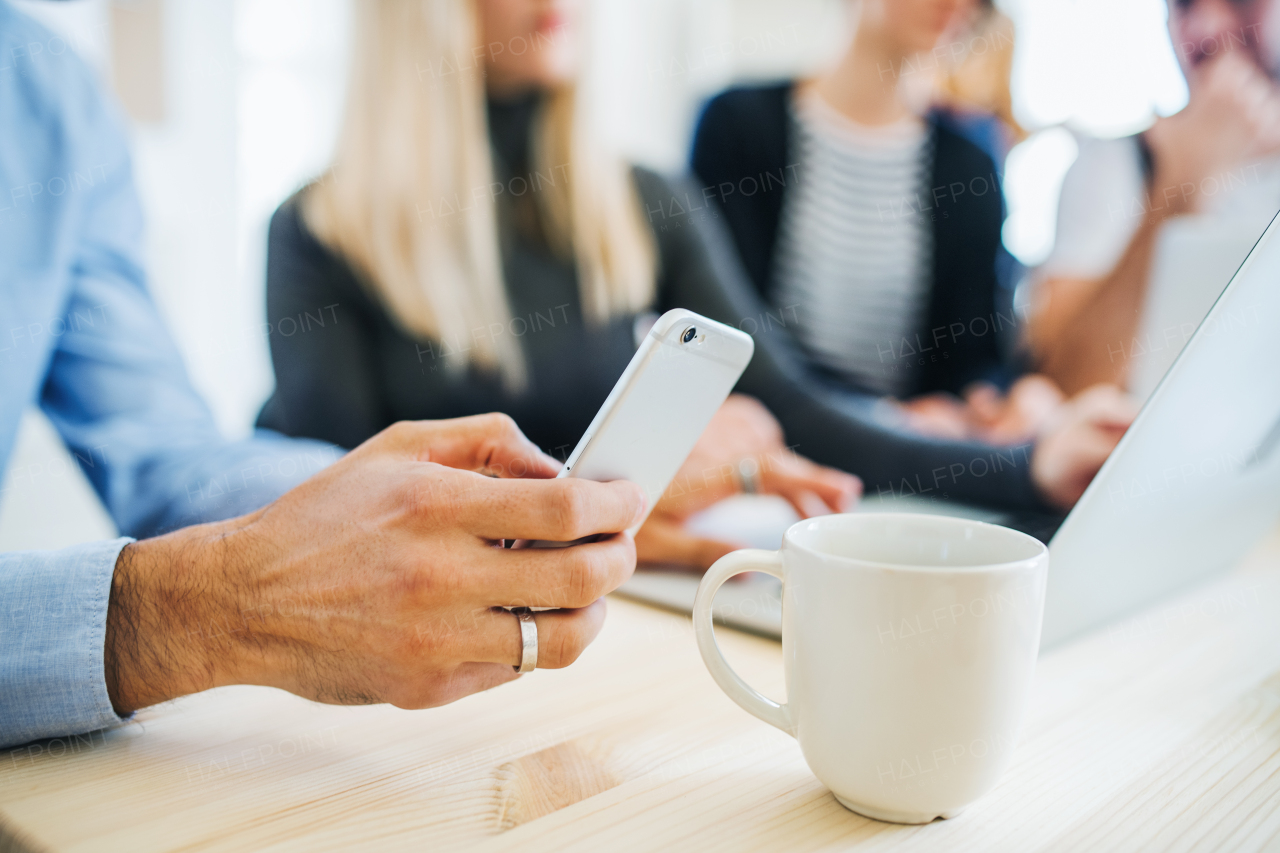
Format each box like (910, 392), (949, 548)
(381, 413), (562, 478)
(459, 475), (647, 542)
(764, 453), (861, 514)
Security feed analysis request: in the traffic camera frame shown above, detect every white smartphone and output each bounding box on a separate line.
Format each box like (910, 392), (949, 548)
(553, 308), (754, 537)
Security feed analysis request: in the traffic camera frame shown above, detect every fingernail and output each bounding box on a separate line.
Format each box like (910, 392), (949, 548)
(630, 482), (648, 520)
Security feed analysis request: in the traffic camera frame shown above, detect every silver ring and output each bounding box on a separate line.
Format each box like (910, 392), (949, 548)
(737, 457), (760, 494)
(513, 608), (537, 673)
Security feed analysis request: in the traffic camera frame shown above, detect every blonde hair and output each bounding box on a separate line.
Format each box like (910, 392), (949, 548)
(935, 7), (1025, 143)
(305, 0), (656, 390)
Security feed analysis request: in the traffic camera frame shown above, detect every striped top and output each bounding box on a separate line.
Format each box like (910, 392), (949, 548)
(773, 89), (932, 397)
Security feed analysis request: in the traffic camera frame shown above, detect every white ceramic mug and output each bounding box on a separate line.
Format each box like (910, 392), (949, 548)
(693, 513), (1048, 824)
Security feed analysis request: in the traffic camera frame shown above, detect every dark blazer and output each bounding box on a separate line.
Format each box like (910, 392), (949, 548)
(691, 82), (1019, 396)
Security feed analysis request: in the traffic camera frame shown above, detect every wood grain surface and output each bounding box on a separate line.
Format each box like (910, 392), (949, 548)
(3, 526), (1280, 852)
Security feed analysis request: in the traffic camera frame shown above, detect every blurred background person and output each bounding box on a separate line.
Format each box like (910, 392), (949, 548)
(259, 0), (1126, 548)
(1, 0), (1189, 559)
(1026, 0), (1280, 395)
(691, 0), (1127, 470)
(254, 0), (859, 570)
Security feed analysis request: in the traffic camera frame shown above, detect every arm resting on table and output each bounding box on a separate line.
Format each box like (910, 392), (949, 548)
(0, 539), (131, 748)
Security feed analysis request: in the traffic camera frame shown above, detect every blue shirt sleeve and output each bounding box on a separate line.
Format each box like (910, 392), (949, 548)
(33, 32), (340, 538)
(0, 3), (342, 747)
(0, 538), (130, 748)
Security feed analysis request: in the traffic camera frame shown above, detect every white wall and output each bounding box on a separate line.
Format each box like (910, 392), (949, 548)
(1001, 0), (1186, 266)
(589, 0), (850, 170)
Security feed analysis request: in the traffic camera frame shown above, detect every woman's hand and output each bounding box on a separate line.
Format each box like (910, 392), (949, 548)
(895, 375), (1067, 445)
(965, 375), (1066, 444)
(1031, 384), (1137, 510)
(890, 379), (1134, 511)
(895, 393), (973, 441)
(634, 396), (861, 571)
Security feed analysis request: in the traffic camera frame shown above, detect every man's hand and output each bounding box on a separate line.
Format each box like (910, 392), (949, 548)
(1146, 50), (1280, 217)
(1031, 385), (1138, 511)
(104, 414), (646, 716)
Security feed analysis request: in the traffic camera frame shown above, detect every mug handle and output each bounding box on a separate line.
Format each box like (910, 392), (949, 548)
(693, 549), (794, 736)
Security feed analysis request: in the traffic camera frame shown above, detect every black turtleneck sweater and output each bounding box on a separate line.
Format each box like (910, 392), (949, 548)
(256, 94), (1045, 509)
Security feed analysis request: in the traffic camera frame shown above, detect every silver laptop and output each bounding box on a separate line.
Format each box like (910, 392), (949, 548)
(618, 213), (1280, 650)
(1128, 215), (1265, 403)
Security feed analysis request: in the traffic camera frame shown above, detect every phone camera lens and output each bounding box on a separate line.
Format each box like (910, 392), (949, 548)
(681, 326), (698, 343)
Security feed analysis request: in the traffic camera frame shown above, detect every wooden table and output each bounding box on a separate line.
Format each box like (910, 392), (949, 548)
(5, 528), (1280, 853)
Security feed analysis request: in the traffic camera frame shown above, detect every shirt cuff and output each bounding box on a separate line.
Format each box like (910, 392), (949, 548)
(0, 537), (133, 748)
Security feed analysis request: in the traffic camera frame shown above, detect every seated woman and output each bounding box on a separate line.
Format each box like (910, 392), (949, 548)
(690, 0), (1088, 446)
(259, 0), (1122, 560)
(256, 0), (855, 570)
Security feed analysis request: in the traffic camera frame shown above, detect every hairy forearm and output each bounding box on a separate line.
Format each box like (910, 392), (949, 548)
(104, 519), (251, 715)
